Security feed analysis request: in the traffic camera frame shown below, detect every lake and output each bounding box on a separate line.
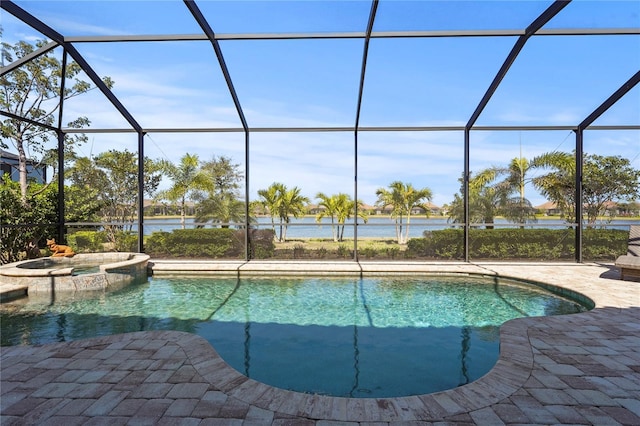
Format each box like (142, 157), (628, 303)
(138, 216), (638, 239)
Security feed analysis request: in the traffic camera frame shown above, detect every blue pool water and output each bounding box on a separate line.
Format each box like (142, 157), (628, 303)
(0, 275), (588, 397)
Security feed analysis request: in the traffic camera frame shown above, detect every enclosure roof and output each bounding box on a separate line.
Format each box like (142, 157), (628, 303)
(1, 0), (639, 134)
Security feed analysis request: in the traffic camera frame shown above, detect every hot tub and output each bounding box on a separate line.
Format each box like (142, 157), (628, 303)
(0, 253), (149, 294)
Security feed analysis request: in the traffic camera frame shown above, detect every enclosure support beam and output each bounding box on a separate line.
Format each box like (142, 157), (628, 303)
(0, 41), (59, 77)
(56, 50), (68, 244)
(56, 131), (65, 243)
(574, 130), (584, 263)
(138, 132), (146, 253)
(245, 132), (250, 260)
(0, 111), (58, 133)
(353, 0), (379, 261)
(463, 129), (470, 262)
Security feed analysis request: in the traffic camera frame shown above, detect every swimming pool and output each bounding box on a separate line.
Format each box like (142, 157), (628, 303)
(0, 275), (589, 397)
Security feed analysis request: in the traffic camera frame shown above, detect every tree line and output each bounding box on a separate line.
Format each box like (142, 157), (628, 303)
(447, 153), (639, 227)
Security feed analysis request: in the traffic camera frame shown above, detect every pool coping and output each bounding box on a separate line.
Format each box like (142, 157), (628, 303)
(2, 260), (639, 423)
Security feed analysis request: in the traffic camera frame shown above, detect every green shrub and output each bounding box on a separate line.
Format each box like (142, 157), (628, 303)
(359, 247), (377, 258)
(146, 228), (275, 259)
(293, 244), (305, 258)
(67, 231), (106, 252)
(337, 244), (351, 259)
(582, 228), (627, 260)
(114, 231), (138, 252)
(248, 229), (275, 259)
(406, 228), (628, 261)
(386, 246), (400, 259)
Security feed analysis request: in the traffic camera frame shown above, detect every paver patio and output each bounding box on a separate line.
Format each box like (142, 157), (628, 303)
(1, 261), (639, 425)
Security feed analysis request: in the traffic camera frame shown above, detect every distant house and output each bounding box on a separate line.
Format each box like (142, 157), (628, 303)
(143, 199), (195, 216)
(0, 150), (47, 184)
(368, 203), (441, 216)
(306, 203), (324, 215)
(599, 201), (621, 217)
(535, 200), (633, 217)
(535, 201), (562, 216)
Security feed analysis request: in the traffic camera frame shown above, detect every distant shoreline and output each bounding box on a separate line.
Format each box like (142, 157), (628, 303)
(143, 214), (640, 221)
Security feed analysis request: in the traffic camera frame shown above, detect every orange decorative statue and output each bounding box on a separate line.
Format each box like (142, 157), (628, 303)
(46, 238), (75, 257)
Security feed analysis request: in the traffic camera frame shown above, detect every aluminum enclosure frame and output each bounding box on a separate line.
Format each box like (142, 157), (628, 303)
(1, 0), (639, 261)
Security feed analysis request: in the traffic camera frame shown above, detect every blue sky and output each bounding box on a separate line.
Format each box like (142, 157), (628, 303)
(2, 0), (639, 207)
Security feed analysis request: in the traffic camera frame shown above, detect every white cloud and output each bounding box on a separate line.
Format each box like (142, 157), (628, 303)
(38, 13), (129, 37)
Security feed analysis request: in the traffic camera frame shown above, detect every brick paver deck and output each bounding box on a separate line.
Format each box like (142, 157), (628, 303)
(1, 262), (639, 425)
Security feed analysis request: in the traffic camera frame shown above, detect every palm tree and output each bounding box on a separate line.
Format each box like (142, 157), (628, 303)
(258, 183), (309, 242)
(459, 157), (537, 227)
(277, 186), (310, 242)
(258, 182), (285, 238)
(336, 194), (369, 242)
(194, 193), (246, 228)
(191, 155), (245, 227)
(316, 192), (368, 242)
(530, 151), (577, 223)
(448, 172), (502, 229)
(530, 151), (575, 220)
(494, 157), (537, 225)
(376, 181), (432, 244)
(158, 153), (211, 229)
(315, 192), (340, 241)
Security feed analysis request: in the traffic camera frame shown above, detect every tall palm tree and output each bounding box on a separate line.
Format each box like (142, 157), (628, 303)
(315, 192), (340, 241)
(495, 157), (537, 225)
(448, 172), (501, 229)
(258, 182), (285, 238)
(277, 186), (310, 242)
(376, 181), (432, 244)
(158, 153), (211, 229)
(465, 157), (537, 226)
(316, 192), (368, 242)
(335, 194), (368, 242)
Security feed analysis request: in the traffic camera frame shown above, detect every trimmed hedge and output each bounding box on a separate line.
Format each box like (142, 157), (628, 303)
(66, 227), (627, 261)
(145, 228), (275, 259)
(66, 230), (107, 253)
(406, 228), (628, 261)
